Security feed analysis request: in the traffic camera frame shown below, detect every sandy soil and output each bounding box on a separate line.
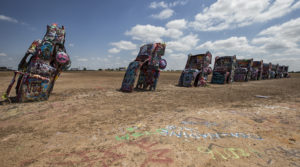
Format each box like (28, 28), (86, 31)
(0, 71), (299, 167)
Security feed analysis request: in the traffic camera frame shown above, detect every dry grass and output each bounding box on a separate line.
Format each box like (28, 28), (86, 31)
(0, 71), (299, 167)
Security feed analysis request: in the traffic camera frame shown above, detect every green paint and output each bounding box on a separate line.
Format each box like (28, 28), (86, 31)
(127, 127), (135, 132)
(115, 134), (129, 141)
(115, 128), (163, 141)
(197, 146), (216, 159)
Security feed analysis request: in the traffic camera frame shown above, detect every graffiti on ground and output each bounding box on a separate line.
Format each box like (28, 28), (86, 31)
(181, 117), (217, 127)
(20, 138), (173, 167)
(161, 125), (263, 140)
(115, 127), (163, 141)
(197, 143), (300, 166)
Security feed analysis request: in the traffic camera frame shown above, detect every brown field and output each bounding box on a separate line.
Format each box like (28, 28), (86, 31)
(0, 71), (299, 167)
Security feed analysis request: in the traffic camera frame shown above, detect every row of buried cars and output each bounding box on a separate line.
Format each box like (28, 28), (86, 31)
(119, 43), (290, 92)
(178, 52), (290, 87)
(3, 34), (290, 101)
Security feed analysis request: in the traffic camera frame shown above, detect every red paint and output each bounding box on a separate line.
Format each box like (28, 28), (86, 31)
(20, 138), (173, 167)
(141, 149), (173, 167)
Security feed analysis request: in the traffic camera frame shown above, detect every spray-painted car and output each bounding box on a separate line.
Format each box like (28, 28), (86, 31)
(178, 52), (212, 87)
(3, 24), (70, 102)
(277, 65), (285, 78)
(270, 64), (279, 79)
(262, 63), (272, 79)
(120, 43), (167, 92)
(234, 59), (253, 82)
(211, 56), (237, 84)
(283, 66), (290, 78)
(251, 60), (263, 80)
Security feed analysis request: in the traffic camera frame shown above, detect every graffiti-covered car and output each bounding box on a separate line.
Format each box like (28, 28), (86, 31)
(120, 43), (166, 92)
(262, 63), (272, 79)
(211, 56), (237, 84)
(277, 65), (285, 78)
(283, 66), (290, 78)
(234, 59), (253, 82)
(3, 24), (70, 102)
(178, 52), (212, 87)
(270, 64), (279, 79)
(251, 60), (263, 80)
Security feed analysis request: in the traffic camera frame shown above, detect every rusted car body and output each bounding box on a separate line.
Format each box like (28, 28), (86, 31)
(234, 59), (253, 82)
(251, 60), (263, 80)
(178, 52), (212, 87)
(211, 56), (237, 84)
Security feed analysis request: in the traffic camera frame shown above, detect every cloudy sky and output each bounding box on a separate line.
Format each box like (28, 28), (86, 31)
(0, 0), (300, 71)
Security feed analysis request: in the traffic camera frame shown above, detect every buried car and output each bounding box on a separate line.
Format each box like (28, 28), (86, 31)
(3, 24), (70, 102)
(283, 66), (290, 78)
(251, 60), (263, 80)
(278, 65), (285, 78)
(270, 63), (279, 79)
(120, 43), (167, 92)
(234, 59), (253, 82)
(211, 55), (237, 84)
(178, 52), (212, 87)
(262, 63), (272, 79)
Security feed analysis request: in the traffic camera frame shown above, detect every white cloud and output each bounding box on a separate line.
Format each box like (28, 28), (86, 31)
(169, 53), (186, 59)
(167, 34), (199, 52)
(151, 8), (174, 19)
(189, 0), (300, 31)
(197, 36), (255, 52)
(69, 43), (74, 47)
(149, 1), (188, 9)
(193, 18), (300, 71)
(250, 17), (300, 70)
(108, 40), (137, 54)
(251, 17), (300, 53)
(165, 28), (183, 39)
(131, 50), (138, 56)
(0, 14), (18, 23)
(0, 52), (7, 57)
(149, 1), (168, 8)
(166, 19), (187, 30)
(125, 24), (183, 42)
(111, 40), (137, 50)
(77, 58), (88, 62)
(149, 1), (188, 20)
(168, 0), (188, 7)
(108, 48), (120, 54)
(165, 52), (188, 70)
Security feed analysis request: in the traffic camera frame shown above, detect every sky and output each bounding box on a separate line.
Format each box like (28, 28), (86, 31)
(0, 0), (300, 71)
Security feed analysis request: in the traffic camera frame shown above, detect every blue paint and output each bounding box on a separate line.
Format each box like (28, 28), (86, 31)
(162, 125), (263, 141)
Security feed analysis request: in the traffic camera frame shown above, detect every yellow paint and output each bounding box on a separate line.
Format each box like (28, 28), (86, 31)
(197, 146), (216, 159)
(2, 93), (7, 100)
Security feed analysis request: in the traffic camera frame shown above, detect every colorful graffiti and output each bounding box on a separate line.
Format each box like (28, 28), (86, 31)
(197, 143), (300, 166)
(115, 127), (163, 141)
(120, 43), (166, 92)
(178, 52), (212, 87)
(181, 117), (217, 127)
(4, 23), (70, 102)
(20, 138), (173, 167)
(211, 56), (236, 84)
(160, 125), (263, 140)
(197, 144), (251, 160)
(234, 59), (253, 82)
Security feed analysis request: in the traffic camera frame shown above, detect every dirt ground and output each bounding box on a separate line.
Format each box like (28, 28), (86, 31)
(0, 71), (299, 167)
